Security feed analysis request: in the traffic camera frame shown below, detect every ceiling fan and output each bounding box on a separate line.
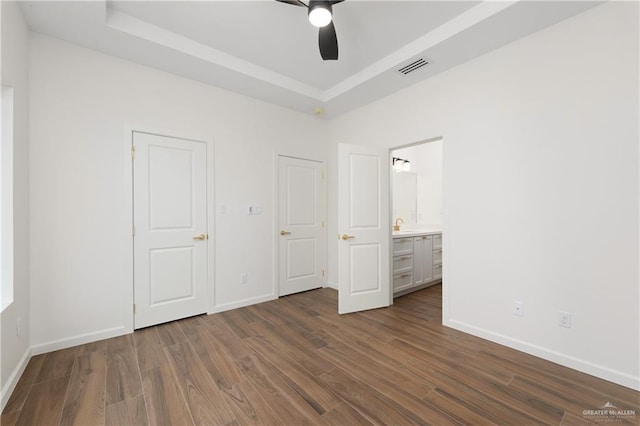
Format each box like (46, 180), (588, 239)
(275, 0), (345, 61)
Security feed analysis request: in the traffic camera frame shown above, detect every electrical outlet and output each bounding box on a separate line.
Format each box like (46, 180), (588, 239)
(513, 301), (524, 317)
(559, 311), (572, 328)
(240, 273), (248, 284)
(16, 317), (22, 337)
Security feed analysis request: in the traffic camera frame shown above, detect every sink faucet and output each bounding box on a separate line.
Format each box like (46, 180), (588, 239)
(393, 217), (404, 232)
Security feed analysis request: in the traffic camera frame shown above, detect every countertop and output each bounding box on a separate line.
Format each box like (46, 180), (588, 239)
(392, 229), (442, 238)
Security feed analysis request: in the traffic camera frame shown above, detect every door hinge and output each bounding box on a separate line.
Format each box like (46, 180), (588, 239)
(322, 220), (325, 228)
(322, 169), (325, 179)
(131, 144), (136, 159)
(133, 304), (137, 315)
(132, 225), (136, 237)
(322, 269), (325, 277)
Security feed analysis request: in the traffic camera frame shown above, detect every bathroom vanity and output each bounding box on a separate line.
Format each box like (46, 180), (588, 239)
(392, 231), (442, 296)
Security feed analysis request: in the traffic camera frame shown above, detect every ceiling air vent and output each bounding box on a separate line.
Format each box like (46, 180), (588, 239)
(397, 58), (429, 76)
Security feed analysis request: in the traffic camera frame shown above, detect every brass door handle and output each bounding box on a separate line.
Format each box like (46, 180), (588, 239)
(193, 234), (207, 240)
(280, 230), (291, 236)
(341, 234), (355, 240)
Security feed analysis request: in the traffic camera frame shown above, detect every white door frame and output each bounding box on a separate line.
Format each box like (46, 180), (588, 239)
(273, 153), (327, 298)
(122, 124), (215, 332)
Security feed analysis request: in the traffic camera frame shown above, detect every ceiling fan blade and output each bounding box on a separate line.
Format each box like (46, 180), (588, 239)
(319, 21), (338, 60)
(330, 0), (345, 4)
(275, 0), (307, 7)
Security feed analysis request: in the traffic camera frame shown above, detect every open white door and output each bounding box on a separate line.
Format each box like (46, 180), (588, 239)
(338, 143), (391, 314)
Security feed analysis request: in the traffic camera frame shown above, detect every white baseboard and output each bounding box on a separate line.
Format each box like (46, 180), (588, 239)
(1, 347), (31, 411)
(210, 293), (277, 314)
(30, 326), (129, 356)
(445, 319), (640, 391)
(324, 281), (338, 290)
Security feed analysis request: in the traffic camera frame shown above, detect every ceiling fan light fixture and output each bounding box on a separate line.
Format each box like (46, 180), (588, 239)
(308, 1), (332, 27)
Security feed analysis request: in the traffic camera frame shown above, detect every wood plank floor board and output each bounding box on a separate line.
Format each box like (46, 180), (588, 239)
(422, 389), (499, 426)
(248, 320), (335, 377)
(220, 380), (285, 426)
(481, 344), (640, 408)
(317, 344), (460, 424)
(105, 337), (143, 405)
(59, 350), (107, 426)
(317, 341), (432, 399)
(317, 368), (435, 426)
(476, 350), (640, 412)
(15, 376), (70, 426)
(390, 338), (515, 387)
(2, 355), (46, 415)
(218, 310), (258, 339)
(5, 285), (639, 426)
(75, 339), (107, 357)
(164, 341), (236, 425)
(397, 343), (567, 424)
(235, 354), (323, 425)
(252, 299), (320, 333)
(198, 314), (252, 361)
(406, 357), (559, 425)
(250, 302), (329, 349)
(133, 327), (166, 373)
(180, 322), (244, 391)
(155, 321), (188, 347)
(320, 402), (375, 426)
(509, 374), (639, 422)
(141, 364), (193, 426)
(246, 336), (343, 414)
(0, 409), (21, 426)
(34, 347), (78, 384)
(105, 394), (148, 426)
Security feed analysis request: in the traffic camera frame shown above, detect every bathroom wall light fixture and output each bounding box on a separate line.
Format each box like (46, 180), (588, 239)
(392, 156), (411, 172)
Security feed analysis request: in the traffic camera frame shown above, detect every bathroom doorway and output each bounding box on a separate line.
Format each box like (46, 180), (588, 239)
(390, 137), (443, 298)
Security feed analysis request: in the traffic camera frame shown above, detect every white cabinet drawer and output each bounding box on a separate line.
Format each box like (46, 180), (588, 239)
(393, 237), (413, 255)
(393, 254), (413, 273)
(393, 272), (413, 292)
(432, 234), (442, 249)
(433, 262), (442, 279)
(432, 248), (442, 264)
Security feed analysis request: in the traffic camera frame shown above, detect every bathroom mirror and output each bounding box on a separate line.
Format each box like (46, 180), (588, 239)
(392, 171), (417, 224)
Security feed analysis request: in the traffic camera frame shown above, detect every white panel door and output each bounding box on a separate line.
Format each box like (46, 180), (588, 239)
(278, 156), (323, 296)
(133, 132), (208, 329)
(338, 144), (390, 314)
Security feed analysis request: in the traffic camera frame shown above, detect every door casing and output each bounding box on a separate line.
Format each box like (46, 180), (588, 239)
(122, 124), (215, 333)
(274, 154), (327, 298)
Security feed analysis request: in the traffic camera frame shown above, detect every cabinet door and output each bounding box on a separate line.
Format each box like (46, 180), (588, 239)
(422, 235), (433, 283)
(413, 237), (424, 286)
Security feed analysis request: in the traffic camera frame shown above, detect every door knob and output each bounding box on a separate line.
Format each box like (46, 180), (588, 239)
(193, 234), (207, 240)
(340, 234), (355, 240)
(280, 230), (291, 236)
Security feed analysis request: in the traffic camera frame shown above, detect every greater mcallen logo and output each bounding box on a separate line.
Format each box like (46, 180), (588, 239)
(582, 402), (637, 422)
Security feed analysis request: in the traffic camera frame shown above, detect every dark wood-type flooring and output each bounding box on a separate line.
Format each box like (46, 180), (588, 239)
(3, 285), (639, 425)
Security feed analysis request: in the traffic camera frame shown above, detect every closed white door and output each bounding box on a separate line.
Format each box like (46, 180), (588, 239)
(133, 132), (208, 329)
(278, 156), (323, 296)
(338, 144), (391, 314)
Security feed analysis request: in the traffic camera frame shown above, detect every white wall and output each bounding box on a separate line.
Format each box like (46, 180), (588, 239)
(328, 1), (639, 389)
(1, 0), (30, 405)
(28, 34), (327, 351)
